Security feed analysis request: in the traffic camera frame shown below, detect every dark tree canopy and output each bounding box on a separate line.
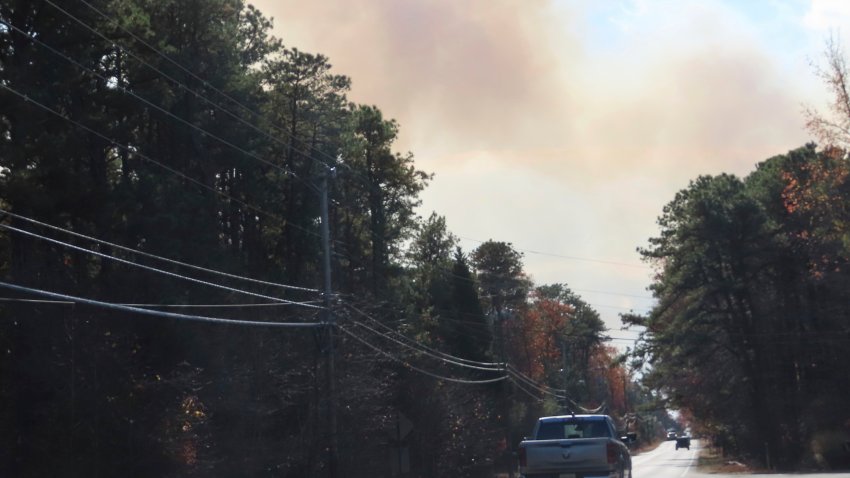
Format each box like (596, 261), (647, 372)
(0, 1), (665, 476)
(634, 146), (850, 470)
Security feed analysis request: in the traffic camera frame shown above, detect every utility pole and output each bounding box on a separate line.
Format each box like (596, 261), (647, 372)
(320, 168), (339, 478)
(622, 372), (628, 413)
(561, 340), (569, 414)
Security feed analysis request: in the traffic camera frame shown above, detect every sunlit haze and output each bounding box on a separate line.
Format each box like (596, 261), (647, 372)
(250, 0), (842, 340)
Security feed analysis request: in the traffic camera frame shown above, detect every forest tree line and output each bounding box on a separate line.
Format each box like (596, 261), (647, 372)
(0, 1), (668, 477)
(630, 40), (850, 470)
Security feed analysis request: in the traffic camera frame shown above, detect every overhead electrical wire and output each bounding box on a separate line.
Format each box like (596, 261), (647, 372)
(341, 301), (498, 365)
(505, 368), (604, 412)
(0, 80), (337, 252)
(338, 300), (608, 406)
(40, 2), (662, 294)
(53, 0), (339, 178)
(5, 7), (652, 344)
(507, 371), (605, 413)
(509, 376), (546, 403)
(11, 7), (658, 304)
(53, 0), (444, 282)
(419, 312), (637, 343)
(0, 222), (323, 309)
(2, 6), (647, 407)
(0, 208), (319, 293)
(338, 300), (633, 412)
(341, 301), (506, 367)
(64, 0), (402, 219)
(458, 236), (651, 270)
(116, 301), (324, 309)
(0, 281), (323, 328)
(337, 325), (509, 385)
(0, 18), (307, 187)
(70, 0), (408, 210)
(0, 297), (324, 308)
(346, 318), (505, 372)
(506, 364), (567, 395)
(0, 297), (75, 305)
(0, 82), (322, 243)
(569, 289), (654, 300)
(342, 297), (641, 347)
(432, 266), (654, 302)
(61, 0), (443, 245)
(1, 18), (361, 255)
(337, 302), (580, 388)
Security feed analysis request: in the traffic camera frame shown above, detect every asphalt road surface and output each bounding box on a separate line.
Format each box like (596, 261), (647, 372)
(631, 439), (850, 478)
(631, 439), (700, 478)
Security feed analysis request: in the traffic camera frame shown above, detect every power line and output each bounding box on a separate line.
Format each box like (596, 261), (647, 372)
(571, 289), (654, 300)
(339, 300), (630, 402)
(337, 325), (509, 385)
(0, 296), (324, 308)
(59, 0), (339, 176)
(507, 364), (566, 394)
(116, 301), (324, 309)
(431, 264), (654, 302)
(344, 297), (641, 344)
(342, 301), (497, 364)
(338, 303), (639, 368)
(71, 0), (404, 209)
(66, 0), (399, 214)
(423, 312), (639, 342)
(0, 208), (319, 293)
(0, 297), (74, 305)
(0, 222), (323, 309)
(8, 7), (656, 308)
(1, 23), (363, 257)
(4, 13), (655, 307)
(2, 14), (370, 289)
(0, 281), (323, 328)
(0, 82), (322, 243)
(0, 18), (308, 188)
(509, 376), (546, 403)
(341, 301), (505, 367)
(458, 236), (650, 270)
(66, 0), (423, 273)
(347, 318), (505, 372)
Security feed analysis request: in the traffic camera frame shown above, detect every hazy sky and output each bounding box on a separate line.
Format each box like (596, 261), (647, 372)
(250, 0), (844, 341)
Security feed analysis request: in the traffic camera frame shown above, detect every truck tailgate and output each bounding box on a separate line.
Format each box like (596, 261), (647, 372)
(523, 438), (609, 473)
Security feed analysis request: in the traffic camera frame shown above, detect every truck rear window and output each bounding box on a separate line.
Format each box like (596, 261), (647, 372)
(536, 419), (610, 440)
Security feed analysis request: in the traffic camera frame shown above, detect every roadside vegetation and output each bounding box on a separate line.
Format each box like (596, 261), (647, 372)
(0, 1), (668, 476)
(4, 1), (847, 476)
(627, 38), (850, 472)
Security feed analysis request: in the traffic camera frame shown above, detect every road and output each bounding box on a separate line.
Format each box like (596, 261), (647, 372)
(632, 439), (850, 478)
(631, 439), (699, 478)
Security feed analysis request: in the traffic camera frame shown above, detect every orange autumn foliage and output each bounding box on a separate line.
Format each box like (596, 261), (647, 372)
(504, 293), (574, 383)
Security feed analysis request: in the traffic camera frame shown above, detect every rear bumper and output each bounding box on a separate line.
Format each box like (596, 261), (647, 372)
(519, 471), (617, 478)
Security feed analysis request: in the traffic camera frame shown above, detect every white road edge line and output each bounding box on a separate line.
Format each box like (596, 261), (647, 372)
(680, 448), (696, 477)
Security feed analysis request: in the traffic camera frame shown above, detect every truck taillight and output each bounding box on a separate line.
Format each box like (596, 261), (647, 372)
(606, 442), (617, 464)
(519, 446), (527, 467)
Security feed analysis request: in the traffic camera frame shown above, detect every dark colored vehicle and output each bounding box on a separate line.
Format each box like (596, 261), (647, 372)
(675, 436), (690, 450)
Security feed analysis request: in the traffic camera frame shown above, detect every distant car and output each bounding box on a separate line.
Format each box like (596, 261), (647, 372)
(667, 431), (677, 440)
(675, 436), (691, 450)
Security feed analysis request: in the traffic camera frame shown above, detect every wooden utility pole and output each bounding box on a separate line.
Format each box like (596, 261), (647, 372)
(320, 169), (339, 478)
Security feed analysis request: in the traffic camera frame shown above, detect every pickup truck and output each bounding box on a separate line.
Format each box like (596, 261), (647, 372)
(518, 414), (632, 478)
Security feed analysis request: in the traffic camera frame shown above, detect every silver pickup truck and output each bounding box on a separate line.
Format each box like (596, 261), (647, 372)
(518, 414), (632, 478)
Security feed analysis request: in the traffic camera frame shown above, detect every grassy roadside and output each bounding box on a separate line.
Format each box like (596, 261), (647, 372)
(697, 443), (758, 474)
